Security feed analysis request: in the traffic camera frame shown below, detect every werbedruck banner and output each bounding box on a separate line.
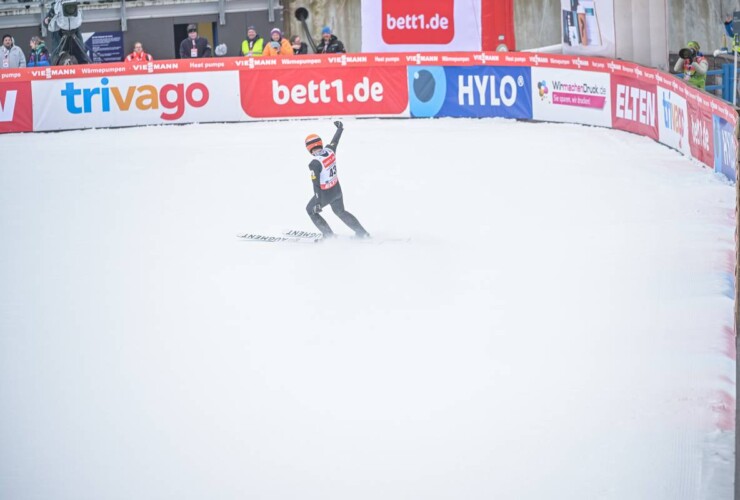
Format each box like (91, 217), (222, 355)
(361, 0), (482, 52)
(531, 67), (610, 127)
(561, 0), (615, 58)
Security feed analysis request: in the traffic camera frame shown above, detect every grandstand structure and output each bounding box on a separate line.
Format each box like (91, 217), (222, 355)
(0, 0), (282, 60)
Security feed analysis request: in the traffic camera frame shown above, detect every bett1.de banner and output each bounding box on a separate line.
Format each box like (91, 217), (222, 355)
(0, 52), (737, 182)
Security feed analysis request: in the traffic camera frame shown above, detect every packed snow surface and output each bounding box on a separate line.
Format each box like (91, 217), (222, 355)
(0, 118), (735, 499)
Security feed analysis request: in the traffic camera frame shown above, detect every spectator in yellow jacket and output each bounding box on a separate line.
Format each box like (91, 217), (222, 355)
(262, 28), (293, 57)
(241, 26), (264, 57)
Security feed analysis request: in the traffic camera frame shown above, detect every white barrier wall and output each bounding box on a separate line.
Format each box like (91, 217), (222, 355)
(0, 52), (736, 182)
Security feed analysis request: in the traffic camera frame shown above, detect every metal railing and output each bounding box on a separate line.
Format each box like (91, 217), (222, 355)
(677, 63), (738, 103)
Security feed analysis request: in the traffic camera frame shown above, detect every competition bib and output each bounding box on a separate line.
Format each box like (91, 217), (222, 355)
(317, 149), (338, 190)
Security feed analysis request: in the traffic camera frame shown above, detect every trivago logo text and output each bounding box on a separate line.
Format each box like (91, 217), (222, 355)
(59, 77), (209, 120)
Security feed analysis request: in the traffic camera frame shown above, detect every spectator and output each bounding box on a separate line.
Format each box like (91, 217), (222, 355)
(179, 24), (211, 59)
(262, 28), (293, 56)
(126, 41), (153, 62)
(673, 40), (708, 89)
(1, 35), (26, 68)
(240, 25), (264, 57)
(27, 36), (50, 67)
(290, 35), (308, 55)
(316, 26), (345, 54)
(725, 15), (736, 40)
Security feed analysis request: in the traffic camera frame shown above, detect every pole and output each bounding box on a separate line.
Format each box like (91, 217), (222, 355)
(734, 34), (739, 106)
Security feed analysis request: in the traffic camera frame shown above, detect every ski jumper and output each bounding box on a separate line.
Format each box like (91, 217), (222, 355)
(306, 127), (368, 237)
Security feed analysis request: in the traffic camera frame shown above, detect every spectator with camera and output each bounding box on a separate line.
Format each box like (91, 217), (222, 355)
(179, 24), (212, 59)
(316, 26), (345, 54)
(125, 42), (153, 62)
(27, 36), (50, 67)
(262, 28), (293, 57)
(674, 40), (708, 89)
(240, 26), (264, 57)
(1, 35), (26, 68)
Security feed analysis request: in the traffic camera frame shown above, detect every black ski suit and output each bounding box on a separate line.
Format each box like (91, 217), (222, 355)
(306, 126), (368, 237)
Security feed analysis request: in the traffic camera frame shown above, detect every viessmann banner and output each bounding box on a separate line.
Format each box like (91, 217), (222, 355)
(0, 52), (736, 182)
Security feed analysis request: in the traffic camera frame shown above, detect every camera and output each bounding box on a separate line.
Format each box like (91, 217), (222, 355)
(61, 0), (79, 18)
(679, 47), (697, 60)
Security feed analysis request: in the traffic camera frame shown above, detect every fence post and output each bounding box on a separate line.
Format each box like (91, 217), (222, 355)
(723, 63), (734, 103)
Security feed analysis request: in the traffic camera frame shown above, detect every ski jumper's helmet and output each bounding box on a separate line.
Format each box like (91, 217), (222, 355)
(305, 134), (323, 153)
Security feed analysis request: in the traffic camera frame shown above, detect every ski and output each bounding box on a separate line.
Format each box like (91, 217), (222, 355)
(238, 229), (410, 245)
(237, 232), (320, 243)
(282, 230), (324, 240)
(283, 229), (411, 244)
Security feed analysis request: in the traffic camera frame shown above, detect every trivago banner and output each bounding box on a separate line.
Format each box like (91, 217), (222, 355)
(32, 72), (241, 130)
(0, 52), (736, 181)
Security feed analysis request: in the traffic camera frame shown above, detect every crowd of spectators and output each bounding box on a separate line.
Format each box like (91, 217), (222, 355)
(0, 19), (346, 68)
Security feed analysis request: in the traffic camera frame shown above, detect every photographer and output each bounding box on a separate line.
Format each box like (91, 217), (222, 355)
(673, 40), (708, 89)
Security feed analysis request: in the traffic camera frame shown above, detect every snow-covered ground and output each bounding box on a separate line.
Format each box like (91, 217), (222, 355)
(0, 118), (735, 499)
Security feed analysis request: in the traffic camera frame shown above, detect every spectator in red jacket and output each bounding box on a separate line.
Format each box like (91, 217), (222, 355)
(125, 42), (153, 62)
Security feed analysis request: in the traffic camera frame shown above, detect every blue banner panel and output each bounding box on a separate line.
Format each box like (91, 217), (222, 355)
(440, 66), (532, 119)
(713, 115), (737, 183)
(408, 66), (532, 119)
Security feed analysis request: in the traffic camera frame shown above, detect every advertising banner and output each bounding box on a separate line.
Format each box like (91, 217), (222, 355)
(239, 67), (409, 118)
(713, 115), (737, 182)
(0, 81), (33, 133)
(531, 67), (610, 127)
(657, 87), (690, 156)
(561, 0), (616, 58)
(0, 51), (735, 185)
(361, 0), (482, 52)
(83, 31), (125, 64)
(611, 74), (658, 141)
(686, 95), (714, 169)
(32, 71), (241, 131)
(408, 66), (532, 119)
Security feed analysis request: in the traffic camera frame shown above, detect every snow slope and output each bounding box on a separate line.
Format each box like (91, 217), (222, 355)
(0, 118), (735, 499)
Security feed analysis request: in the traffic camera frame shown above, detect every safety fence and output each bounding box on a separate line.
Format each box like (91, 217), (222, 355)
(0, 51), (737, 183)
